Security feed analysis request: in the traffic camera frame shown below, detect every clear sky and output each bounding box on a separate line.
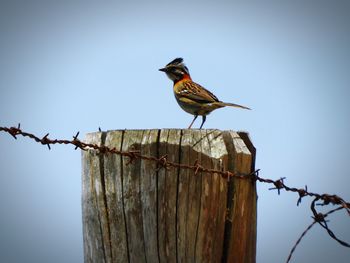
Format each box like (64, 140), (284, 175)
(0, 1), (349, 262)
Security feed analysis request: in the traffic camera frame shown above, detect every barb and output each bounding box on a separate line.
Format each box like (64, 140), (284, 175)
(1, 124), (350, 261)
(286, 206), (345, 263)
(311, 198), (350, 247)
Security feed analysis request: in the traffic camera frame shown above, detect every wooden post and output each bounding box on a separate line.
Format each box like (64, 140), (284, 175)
(82, 129), (256, 263)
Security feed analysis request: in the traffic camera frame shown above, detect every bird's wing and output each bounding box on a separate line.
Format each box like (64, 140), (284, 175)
(177, 81), (219, 103)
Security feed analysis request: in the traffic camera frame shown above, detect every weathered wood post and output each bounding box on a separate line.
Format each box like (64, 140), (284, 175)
(82, 129), (256, 263)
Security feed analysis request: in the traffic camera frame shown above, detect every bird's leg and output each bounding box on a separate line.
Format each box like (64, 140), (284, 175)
(188, 115), (198, 129)
(199, 115), (206, 129)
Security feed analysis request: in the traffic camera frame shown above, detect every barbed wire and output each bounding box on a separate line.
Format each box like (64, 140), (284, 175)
(1, 124), (349, 262)
(286, 205), (345, 263)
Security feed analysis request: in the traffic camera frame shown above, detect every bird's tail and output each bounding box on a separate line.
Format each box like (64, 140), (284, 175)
(219, 102), (251, 110)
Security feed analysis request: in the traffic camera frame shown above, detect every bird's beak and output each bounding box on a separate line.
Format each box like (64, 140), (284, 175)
(159, 67), (167, 72)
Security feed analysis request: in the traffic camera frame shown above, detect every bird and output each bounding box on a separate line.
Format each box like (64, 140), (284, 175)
(159, 58), (251, 129)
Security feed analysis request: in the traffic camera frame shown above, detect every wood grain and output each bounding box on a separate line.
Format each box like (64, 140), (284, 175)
(104, 130), (128, 263)
(158, 129), (180, 263)
(121, 130), (146, 263)
(140, 129), (159, 262)
(82, 132), (110, 263)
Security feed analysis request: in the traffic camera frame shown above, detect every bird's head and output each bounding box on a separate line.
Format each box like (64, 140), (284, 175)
(159, 58), (191, 83)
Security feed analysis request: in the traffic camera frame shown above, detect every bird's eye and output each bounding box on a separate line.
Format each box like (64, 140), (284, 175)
(177, 69), (184, 75)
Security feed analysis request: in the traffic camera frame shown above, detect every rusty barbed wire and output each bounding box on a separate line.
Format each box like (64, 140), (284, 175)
(286, 205), (345, 263)
(1, 124), (349, 262)
(310, 198), (350, 247)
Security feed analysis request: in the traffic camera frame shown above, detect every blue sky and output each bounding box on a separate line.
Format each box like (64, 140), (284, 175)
(0, 1), (349, 262)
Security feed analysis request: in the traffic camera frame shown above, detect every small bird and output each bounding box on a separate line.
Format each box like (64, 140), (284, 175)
(159, 58), (251, 129)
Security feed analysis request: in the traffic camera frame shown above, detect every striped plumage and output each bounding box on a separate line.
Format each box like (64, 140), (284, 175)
(159, 58), (250, 129)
